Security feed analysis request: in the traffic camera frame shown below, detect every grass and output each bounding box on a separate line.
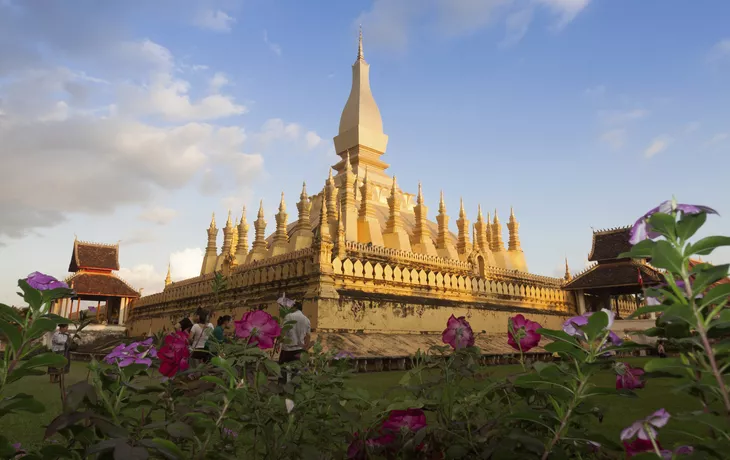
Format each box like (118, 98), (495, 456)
(0, 358), (704, 450)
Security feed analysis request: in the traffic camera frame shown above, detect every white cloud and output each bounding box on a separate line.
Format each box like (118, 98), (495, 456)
(123, 228), (158, 245)
(599, 109), (649, 125)
(355, 0), (590, 52)
(263, 30), (282, 56)
(584, 84), (606, 98)
(707, 39), (730, 62)
(194, 9), (236, 33)
(684, 121), (701, 133)
(170, 248), (205, 280)
(209, 72), (229, 93)
(644, 136), (673, 158)
(535, 0), (592, 29)
(305, 131), (323, 150)
(139, 207), (178, 225)
(500, 7), (533, 48)
(118, 264), (163, 295)
(600, 129), (626, 150)
(704, 132), (728, 147)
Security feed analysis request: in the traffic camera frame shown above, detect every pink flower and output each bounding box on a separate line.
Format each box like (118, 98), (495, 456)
(507, 314), (542, 352)
(25, 272), (68, 291)
(624, 438), (661, 457)
(347, 432), (396, 459)
(158, 331), (190, 378)
(382, 409), (427, 433)
(442, 315), (475, 350)
(234, 310), (282, 349)
(615, 363), (645, 390)
(621, 409), (670, 441)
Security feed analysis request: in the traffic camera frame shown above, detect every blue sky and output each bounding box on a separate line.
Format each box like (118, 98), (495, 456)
(1, 0), (729, 306)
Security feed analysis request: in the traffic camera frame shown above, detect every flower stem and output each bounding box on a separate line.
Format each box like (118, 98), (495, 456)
(682, 275), (730, 417)
(541, 367), (589, 460)
(646, 426), (663, 458)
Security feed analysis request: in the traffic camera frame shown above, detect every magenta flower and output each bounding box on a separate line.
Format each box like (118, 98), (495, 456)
(222, 427), (238, 438)
(382, 409), (427, 434)
(662, 446), (694, 458)
(234, 310), (282, 349)
(88, 306), (97, 314)
(507, 314), (542, 352)
(158, 331), (190, 378)
(615, 363), (646, 390)
(104, 338), (156, 367)
(347, 432), (396, 459)
(624, 438), (661, 457)
(629, 200), (718, 245)
(442, 315), (475, 349)
(621, 409), (670, 441)
(25, 272), (68, 291)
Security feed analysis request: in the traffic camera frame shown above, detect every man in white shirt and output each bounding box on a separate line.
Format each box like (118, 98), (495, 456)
(279, 301), (311, 369)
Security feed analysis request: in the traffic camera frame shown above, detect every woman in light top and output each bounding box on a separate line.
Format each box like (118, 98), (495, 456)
(189, 310), (214, 363)
(48, 324), (70, 383)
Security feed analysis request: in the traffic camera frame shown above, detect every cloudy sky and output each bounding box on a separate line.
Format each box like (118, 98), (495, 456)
(1, 0), (729, 306)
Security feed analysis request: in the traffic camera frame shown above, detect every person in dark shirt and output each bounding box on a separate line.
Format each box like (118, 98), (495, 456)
(213, 315), (231, 343)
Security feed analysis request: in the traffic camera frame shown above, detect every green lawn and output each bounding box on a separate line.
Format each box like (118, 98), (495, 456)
(0, 358), (702, 450)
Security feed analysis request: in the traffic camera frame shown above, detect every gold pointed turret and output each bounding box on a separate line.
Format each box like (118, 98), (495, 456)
(200, 212), (219, 275)
(436, 191), (458, 260)
(564, 258), (572, 281)
(456, 198), (472, 258)
(235, 206), (249, 264)
(333, 26), (390, 187)
(290, 183), (314, 251)
(508, 206), (521, 251)
(164, 262), (172, 287)
(269, 192), (289, 257)
(248, 200), (268, 262)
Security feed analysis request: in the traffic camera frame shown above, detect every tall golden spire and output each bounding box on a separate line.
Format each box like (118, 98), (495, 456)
(336, 201), (346, 259)
(435, 191), (458, 259)
(385, 176), (403, 234)
(333, 25), (390, 186)
(508, 206), (521, 251)
(209, 212), (216, 229)
(456, 198), (472, 256)
(290, 182), (314, 251)
(269, 193), (290, 257)
(235, 206), (249, 263)
(165, 262), (172, 287)
(357, 24), (363, 61)
(358, 167), (375, 220)
(248, 199), (268, 262)
(474, 205), (489, 254)
(564, 258), (572, 281)
(221, 209), (234, 257)
(412, 182), (433, 255)
(491, 210), (505, 252)
(325, 169), (337, 222)
(200, 212), (219, 275)
(317, 186), (331, 243)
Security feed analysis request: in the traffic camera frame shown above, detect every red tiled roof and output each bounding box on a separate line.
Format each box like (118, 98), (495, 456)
(588, 227), (634, 262)
(69, 240), (120, 272)
(564, 261), (663, 291)
(67, 272), (139, 298)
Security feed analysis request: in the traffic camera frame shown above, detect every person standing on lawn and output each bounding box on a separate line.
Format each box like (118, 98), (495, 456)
(189, 310), (214, 364)
(48, 324), (71, 383)
(279, 301), (311, 383)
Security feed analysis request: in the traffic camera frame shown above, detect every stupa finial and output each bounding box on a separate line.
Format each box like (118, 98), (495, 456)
(358, 25), (364, 60)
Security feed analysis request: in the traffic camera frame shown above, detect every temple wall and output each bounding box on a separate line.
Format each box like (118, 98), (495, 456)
(127, 242), (574, 339)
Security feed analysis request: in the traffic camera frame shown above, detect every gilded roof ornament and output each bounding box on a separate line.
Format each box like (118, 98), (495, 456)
(358, 24), (364, 61)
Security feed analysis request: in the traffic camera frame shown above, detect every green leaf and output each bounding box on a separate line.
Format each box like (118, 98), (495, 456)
(18, 279), (43, 310)
(693, 264), (730, 294)
(689, 236), (730, 256)
(644, 357), (689, 376)
(199, 375), (227, 387)
(95, 418), (130, 438)
(27, 317), (57, 339)
(386, 400), (424, 411)
(651, 240), (685, 274)
(6, 368), (46, 384)
(536, 328), (580, 346)
(20, 352), (68, 370)
(0, 303), (23, 323)
(544, 341), (583, 359)
(140, 438), (185, 460)
(583, 309), (609, 341)
(86, 439), (125, 455)
(445, 445), (469, 459)
(114, 443), (150, 460)
(264, 359), (281, 377)
(619, 239), (656, 259)
(648, 212), (677, 240)
(0, 318), (22, 353)
(0, 393), (45, 416)
(677, 212), (706, 242)
(701, 284), (730, 308)
(166, 421), (194, 439)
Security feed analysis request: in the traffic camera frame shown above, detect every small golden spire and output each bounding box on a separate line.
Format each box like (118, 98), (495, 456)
(477, 204), (483, 220)
(209, 212), (216, 229)
(240, 206), (247, 224)
(279, 192), (286, 212)
(165, 262), (172, 287)
(300, 182), (308, 200)
(328, 168), (333, 181)
(345, 150), (353, 173)
(225, 209), (232, 228)
(459, 197), (466, 217)
(494, 209), (500, 223)
(258, 199), (264, 218)
(358, 24), (364, 60)
(439, 190), (446, 213)
(417, 182), (423, 205)
(564, 258), (572, 281)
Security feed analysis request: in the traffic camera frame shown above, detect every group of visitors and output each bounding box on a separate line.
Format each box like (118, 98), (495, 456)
(46, 300), (312, 382)
(176, 310), (232, 364)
